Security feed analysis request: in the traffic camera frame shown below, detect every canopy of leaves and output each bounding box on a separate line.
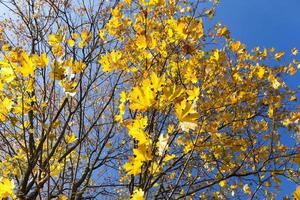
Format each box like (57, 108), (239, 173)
(0, 0), (299, 199)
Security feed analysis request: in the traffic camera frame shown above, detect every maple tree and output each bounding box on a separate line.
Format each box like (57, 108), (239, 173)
(0, 0), (299, 199)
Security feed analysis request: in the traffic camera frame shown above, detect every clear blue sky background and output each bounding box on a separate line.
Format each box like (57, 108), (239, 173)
(212, 0), (300, 198)
(213, 0), (300, 90)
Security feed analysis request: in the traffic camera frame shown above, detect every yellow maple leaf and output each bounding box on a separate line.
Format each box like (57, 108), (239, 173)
(287, 63), (297, 75)
(52, 44), (64, 57)
(148, 32), (157, 49)
(131, 188), (144, 200)
(72, 61), (86, 73)
(126, 115), (149, 144)
(149, 0), (165, 6)
(116, 91), (127, 122)
(50, 61), (65, 80)
(148, 72), (165, 92)
(274, 51), (285, 60)
(163, 154), (176, 162)
(268, 75), (281, 89)
(128, 73), (164, 111)
(230, 41), (243, 53)
(133, 144), (152, 161)
(187, 87), (200, 101)
(33, 53), (49, 68)
(48, 34), (63, 46)
(67, 38), (75, 47)
(1, 43), (11, 51)
(217, 26), (230, 39)
(212, 49), (220, 61)
(123, 157), (143, 175)
(0, 177), (15, 199)
(129, 86), (155, 111)
(176, 22), (187, 39)
(136, 35), (147, 49)
(40, 53), (49, 67)
(98, 29), (106, 41)
(50, 162), (63, 177)
(65, 133), (77, 144)
(0, 66), (15, 82)
(293, 186), (300, 200)
(161, 85), (184, 103)
(19, 52), (35, 77)
(59, 195), (68, 200)
(98, 50), (126, 72)
(290, 95), (297, 101)
(256, 66), (265, 79)
(78, 30), (91, 48)
(175, 100), (199, 123)
(125, 0), (132, 6)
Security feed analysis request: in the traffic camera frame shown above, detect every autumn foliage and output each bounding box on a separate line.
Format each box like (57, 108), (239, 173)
(0, 0), (299, 199)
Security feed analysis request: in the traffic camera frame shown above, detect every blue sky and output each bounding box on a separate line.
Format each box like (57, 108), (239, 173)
(213, 0), (300, 89)
(214, 0), (300, 50)
(213, 0), (300, 198)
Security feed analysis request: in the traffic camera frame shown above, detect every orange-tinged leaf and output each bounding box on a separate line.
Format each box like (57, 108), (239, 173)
(293, 186), (300, 200)
(257, 66), (265, 79)
(133, 144), (152, 161)
(274, 51), (285, 60)
(175, 100), (199, 123)
(243, 184), (251, 194)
